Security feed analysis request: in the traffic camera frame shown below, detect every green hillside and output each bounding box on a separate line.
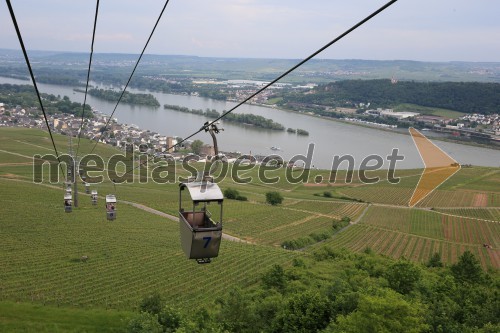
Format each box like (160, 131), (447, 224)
(0, 127), (499, 332)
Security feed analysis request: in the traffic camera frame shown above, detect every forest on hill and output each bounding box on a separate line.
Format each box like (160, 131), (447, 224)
(278, 79), (500, 114)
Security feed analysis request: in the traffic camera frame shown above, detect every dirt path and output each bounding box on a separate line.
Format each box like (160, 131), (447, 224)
(352, 204), (371, 224)
(0, 148), (34, 160)
(118, 199), (252, 243)
(432, 210), (499, 224)
(15, 140), (53, 151)
(0, 162), (32, 166)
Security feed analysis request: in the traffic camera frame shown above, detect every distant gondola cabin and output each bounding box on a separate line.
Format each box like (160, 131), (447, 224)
(91, 190), (98, 205)
(65, 182), (72, 194)
(179, 181), (223, 263)
(105, 194), (117, 220)
(64, 192), (72, 213)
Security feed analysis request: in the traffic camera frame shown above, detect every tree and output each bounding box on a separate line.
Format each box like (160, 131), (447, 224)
(385, 260), (421, 294)
(139, 292), (163, 315)
(427, 252), (443, 267)
(175, 308), (223, 333)
(266, 191), (284, 205)
(191, 139), (203, 154)
(216, 289), (253, 333)
(262, 264), (286, 291)
(158, 305), (182, 333)
(330, 290), (428, 333)
(451, 250), (483, 283)
(251, 292), (284, 333)
(272, 291), (331, 333)
(127, 312), (163, 333)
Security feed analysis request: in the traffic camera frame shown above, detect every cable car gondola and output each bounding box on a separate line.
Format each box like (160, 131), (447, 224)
(105, 194), (117, 220)
(91, 190), (98, 205)
(178, 122), (224, 264)
(179, 178), (223, 264)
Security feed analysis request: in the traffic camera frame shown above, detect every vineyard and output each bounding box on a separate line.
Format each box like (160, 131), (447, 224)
(325, 205), (500, 268)
(416, 189), (498, 208)
(222, 200), (353, 245)
(314, 224), (499, 269)
(336, 167), (500, 208)
(436, 167), (500, 192)
(283, 200), (367, 220)
(0, 178), (299, 310)
(338, 186), (415, 205)
(435, 208), (500, 221)
(0, 127), (499, 325)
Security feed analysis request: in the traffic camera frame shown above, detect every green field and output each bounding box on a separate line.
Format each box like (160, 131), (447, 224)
(393, 103), (465, 118)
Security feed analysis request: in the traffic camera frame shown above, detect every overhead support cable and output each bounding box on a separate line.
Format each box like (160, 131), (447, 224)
(75, 0), (100, 160)
(6, 0), (67, 179)
(122, 0), (399, 178)
(88, 0), (171, 155)
(163, 0), (399, 152)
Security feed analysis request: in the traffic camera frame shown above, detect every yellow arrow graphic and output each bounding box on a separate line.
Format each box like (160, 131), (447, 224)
(409, 127), (461, 207)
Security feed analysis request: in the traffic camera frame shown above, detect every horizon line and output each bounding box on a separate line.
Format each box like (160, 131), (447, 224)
(0, 47), (499, 64)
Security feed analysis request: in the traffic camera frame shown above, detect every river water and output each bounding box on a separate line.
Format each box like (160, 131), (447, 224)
(1, 76), (499, 170)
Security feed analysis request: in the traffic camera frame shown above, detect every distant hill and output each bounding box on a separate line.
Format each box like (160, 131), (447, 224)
(0, 48), (499, 83)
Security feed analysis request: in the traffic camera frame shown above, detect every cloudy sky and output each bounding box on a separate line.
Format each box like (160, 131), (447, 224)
(1, 0), (499, 62)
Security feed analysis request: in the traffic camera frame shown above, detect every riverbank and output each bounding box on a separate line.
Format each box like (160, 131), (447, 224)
(1, 76), (498, 169)
(246, 100), (500, 151)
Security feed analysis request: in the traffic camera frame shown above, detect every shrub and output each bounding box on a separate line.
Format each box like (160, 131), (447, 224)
(281, 237), (314, 250)
(332, 218), (350, 232)
(158, 305), (182, 333)
(224, 188), (239, 200)
(139, 292), (163, 315)
(266, 191), (284, 205)
(127, 312), (163, 333)
(323, 191), (332, 198)
(310, 231), (331, 242)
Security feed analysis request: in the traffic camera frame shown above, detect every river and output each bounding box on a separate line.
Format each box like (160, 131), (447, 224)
(1, 76), (499, 170)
